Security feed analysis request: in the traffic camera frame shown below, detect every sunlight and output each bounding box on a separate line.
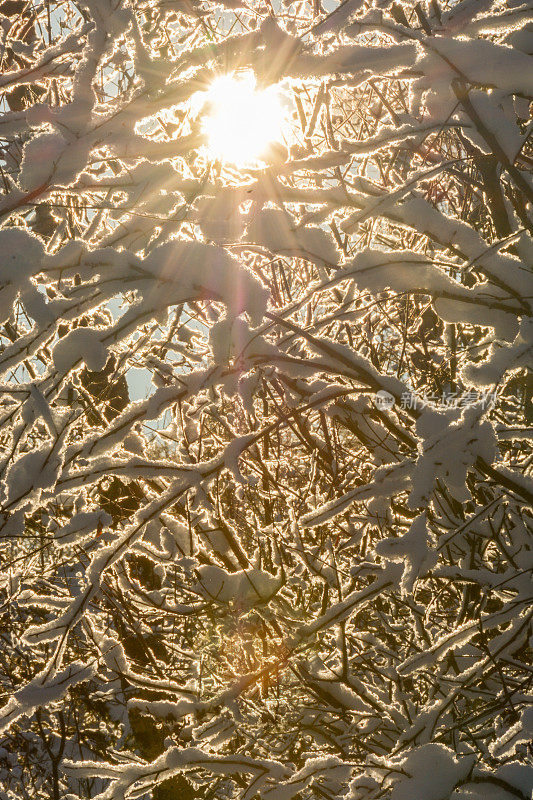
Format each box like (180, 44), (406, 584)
(201, 72), (286, 166)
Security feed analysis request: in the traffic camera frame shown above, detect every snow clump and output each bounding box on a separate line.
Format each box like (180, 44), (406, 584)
(53, 328), (108, 374)
(0, 228), (44, 322)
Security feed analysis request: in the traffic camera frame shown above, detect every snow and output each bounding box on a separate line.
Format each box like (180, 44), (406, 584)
(210, 316), (251, 365)
(440, 0), (493, 32)
(433, 297), (519, 342)
(196, 190), (246, 244)
(0, 661), (95, 734)
(99, 636), (129, 674)
(506, 21), (533, 55)
(192, 565), (281, 606)
(417, 37), (533, 98)
(398, 601), (525, 676)
(129, 697), (199, 720)
(17, 128), (92, 193)
(18, 133), (67, 191)
(375, 513), (437, 595)
(491, 763), (533, 798)
(54, 510), (112, 546)
(210, 316), (278, 366)
(263, 756), (351, 800)
(20, 385), (60, 437)
(245, 208), (339, 267)
(461, 318), (533, 387)
(63, 746), (288, 795)
(395, 195), (529, 298)
(313, 0), (365, 35)
(302, 461), (413, 528)
(341, 248), (463, 294)
(0, 227), (43, 281)
(142, 239), (269, 326)
(5, 443), (65, 508)
(342, 120), (445, 157)
(461, 90), (524, 162)
(409, 404), (498, 507)
(159, 515), (194, 557)
(0, 228), (44, 323)
(377, 743), (475, 800)
(291, 564), (401, 643)
(221, 433), (256, 484)
(0, 1), (531, 795)
(52, 327), (108, 374)
(316, 42), (417, 82)
(490, 707), (533, 758)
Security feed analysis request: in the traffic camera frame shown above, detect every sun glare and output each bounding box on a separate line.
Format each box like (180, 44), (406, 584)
(201, 72), (286, 166)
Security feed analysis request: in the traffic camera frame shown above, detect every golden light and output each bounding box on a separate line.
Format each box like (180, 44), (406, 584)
(201, 72), (286, 166)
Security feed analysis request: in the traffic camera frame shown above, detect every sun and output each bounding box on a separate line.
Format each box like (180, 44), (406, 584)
(201, 72), (286, 166)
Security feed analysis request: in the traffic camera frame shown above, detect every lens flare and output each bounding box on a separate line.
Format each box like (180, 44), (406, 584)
(202, 72), (285, 166)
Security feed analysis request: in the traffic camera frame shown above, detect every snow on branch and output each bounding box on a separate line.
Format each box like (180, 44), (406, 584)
(0, 0), (531, 796)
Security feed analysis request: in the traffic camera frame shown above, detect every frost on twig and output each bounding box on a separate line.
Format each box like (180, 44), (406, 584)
(0, 0), (531, 797)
